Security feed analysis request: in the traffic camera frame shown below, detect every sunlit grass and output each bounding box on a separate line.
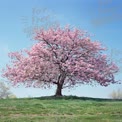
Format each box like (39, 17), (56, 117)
(0, 96), (122, 122)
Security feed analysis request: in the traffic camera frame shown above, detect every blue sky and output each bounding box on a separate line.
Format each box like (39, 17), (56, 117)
(0, 0), (122, 98)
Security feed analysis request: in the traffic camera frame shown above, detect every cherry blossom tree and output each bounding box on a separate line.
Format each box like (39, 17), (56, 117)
(2, 26), (119, 96)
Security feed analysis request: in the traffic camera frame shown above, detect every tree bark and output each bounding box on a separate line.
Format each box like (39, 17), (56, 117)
(55, 72), (66, 96)
(55, 83), (62, 96)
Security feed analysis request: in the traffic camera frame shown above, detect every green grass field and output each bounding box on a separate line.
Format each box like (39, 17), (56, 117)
(0, 96), (122, 122)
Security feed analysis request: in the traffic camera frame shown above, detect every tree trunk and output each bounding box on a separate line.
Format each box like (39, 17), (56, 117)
(54, 72), (66, 96)
(55, 83), (62, 96)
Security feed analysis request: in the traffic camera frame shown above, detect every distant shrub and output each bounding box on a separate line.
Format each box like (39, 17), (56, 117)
(109, 89), (122, 99)
(0, 82), (16, 99)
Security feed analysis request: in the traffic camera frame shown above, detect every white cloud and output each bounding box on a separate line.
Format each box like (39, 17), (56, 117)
(0, 43), (10, 55)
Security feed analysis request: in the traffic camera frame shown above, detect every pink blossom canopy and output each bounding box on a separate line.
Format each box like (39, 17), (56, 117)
(3, 26), (119, 88)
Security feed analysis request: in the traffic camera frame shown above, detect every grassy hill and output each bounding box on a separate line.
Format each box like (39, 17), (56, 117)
(0, 96), (122, 122)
